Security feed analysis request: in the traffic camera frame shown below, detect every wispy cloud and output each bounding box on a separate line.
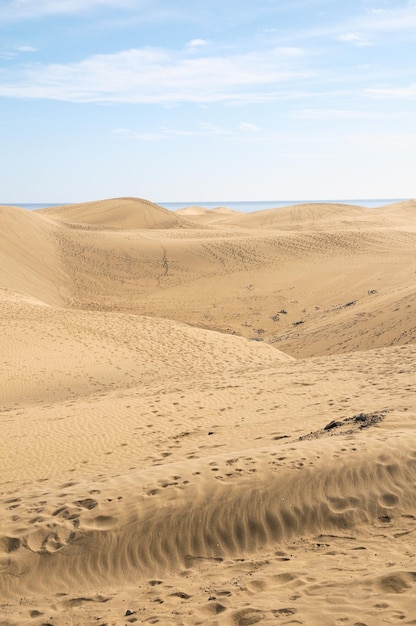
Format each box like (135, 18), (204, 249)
(113, 122), (233, 141)
(0, 44), (39, 60)
(199, 122), (231, 135)
(335, 2), (416, 44)
(113, 121), (266, 141)
(186, 39), (209, 49)
(289, 108), (382, 120)
(360, 3), (416, 33)
(288, 107), (408, 121)
(336, 32), (372, 47)
(366, 84), (416, 98)
(239, 122), (261, 132)
(283, 2), (416, 43)
(15, 45), (39, 52)
(0, 46), (311, 104)
(0, 0), (136, 20)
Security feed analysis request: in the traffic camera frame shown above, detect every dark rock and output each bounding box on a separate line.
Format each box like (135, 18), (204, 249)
(324, 420), (342, 431)
(353, 413), (368, 423)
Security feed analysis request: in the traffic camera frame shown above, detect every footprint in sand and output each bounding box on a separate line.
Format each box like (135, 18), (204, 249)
(74, 497), (98, 510)
(231, 608), (266, 625)
(204, 602), (227, 615)
(169, 591), (192, 599)
(25, 525), (75, 554)
(0, 537), (21, 553)
(271, 608), (297, 616)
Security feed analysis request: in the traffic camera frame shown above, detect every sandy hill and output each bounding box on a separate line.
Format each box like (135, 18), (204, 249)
(0, 204), (70, 305)
(38, 196), (192, 230)
(34, 201), (416, 357)
(1, 197), (416, 625)
(175, 205), (209, 216)
(222, 202), (394, 230)
(175, 205), (240, 225)
(377, 198), (416, 213)
(0, 292), (291, 407)
(1, 198), (414, 357)
(374, 198), (416, 228)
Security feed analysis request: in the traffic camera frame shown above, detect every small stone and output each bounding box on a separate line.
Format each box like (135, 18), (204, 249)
(324, 420), (342, 431)
(353, 413), (367, 423)
(125, 609), (134, 616)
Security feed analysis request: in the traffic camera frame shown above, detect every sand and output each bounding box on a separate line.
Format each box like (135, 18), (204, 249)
(1, 197), (416, 626)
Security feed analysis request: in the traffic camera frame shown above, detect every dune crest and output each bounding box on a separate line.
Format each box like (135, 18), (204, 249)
(38, 196), (192, 230)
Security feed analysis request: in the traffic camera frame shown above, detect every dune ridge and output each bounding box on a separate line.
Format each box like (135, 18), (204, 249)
(1, 196), (416, 625)
(3, 432), (415, 592)
(38, 197), (195, 230)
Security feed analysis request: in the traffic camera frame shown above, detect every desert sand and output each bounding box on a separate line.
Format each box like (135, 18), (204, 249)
(1, 196), (416, 625)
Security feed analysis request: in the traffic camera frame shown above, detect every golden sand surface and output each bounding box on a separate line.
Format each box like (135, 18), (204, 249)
(1, 197), (416, 625)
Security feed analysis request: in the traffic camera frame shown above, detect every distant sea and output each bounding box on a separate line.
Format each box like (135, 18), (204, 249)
(3, 198), (410, 213)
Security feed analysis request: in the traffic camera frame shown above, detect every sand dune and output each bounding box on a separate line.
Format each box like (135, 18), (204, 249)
(0, 205), (69, 305)
(222, 202), (372, 230)
(33, 202), (416, 357)
(38, 197), (192, 230)
(175, 205), (240, 225)
(0, 293), (290, 407)
(221, 201), (416, 231)
(1, 197), (416, 625)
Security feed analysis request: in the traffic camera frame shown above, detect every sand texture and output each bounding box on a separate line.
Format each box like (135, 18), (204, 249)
(1, 197), (416, 625)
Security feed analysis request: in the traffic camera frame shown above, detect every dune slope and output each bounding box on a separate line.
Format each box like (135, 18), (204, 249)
(40, 200), (416, 357)
(0, 205), (69, 305)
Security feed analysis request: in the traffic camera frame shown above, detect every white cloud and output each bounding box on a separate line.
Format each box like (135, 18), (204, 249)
(361, 3), (416, 32)
(337, 32), (372, 47)
(239, 122), (261, 132)
(0, 46), (310, 104)
(0, 0), (135, 20)
(288, 3), (416, 43)
(289, 108), (392, 120)
(187, 39), (209, 48)
(0, 51), (16, 60)
(15, 45), (39, 52)
(366, 84), (416, 98)
(0, 44), (38, 60)
(199, 122), (230, 135)
(272, 46), (304, 57)
(113, 121), (238, 141)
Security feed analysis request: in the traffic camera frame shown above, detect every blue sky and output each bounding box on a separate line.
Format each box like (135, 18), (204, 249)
(1, 0), (415, 202)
